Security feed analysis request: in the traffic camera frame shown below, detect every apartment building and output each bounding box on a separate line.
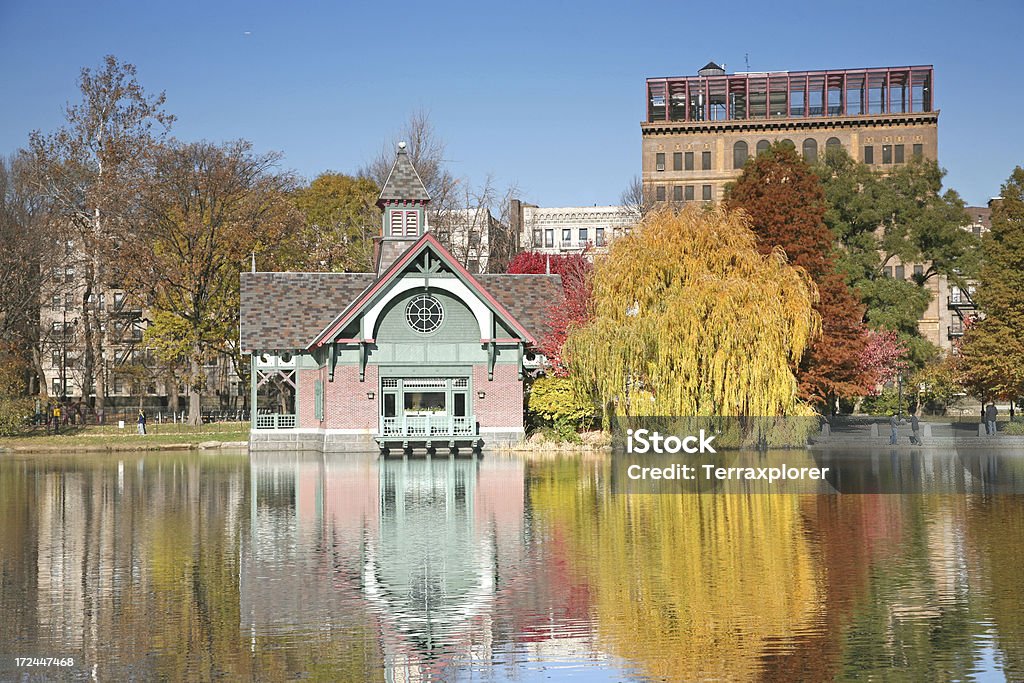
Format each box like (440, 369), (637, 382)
(642, 62), (937, 203)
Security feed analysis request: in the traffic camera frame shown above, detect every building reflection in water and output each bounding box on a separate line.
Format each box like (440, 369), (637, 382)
(243, 453), (604, 681)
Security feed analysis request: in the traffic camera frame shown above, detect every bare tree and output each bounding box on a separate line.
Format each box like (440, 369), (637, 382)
(489, 181), (522, 272)
(364, 112), (522, 273)
(362, 110), (459, 214)
(621, 175), (657, 220)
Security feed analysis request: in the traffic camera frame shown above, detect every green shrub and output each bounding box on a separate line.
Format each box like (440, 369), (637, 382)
(538, 419), (582, 444)
(527, 376), (595, 430)
(861, 388), (916, 416)
(1002, 421), (1024, 436)
(0, 398), (32, 436)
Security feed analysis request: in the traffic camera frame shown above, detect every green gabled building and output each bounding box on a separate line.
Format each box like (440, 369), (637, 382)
(240, 143), (562, 453)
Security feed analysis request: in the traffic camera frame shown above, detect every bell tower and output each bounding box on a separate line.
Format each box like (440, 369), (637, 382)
(374, 142), (431, 275)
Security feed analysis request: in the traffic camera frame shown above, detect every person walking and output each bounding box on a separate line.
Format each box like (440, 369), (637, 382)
(137, 409), (147, 436)
(910, 413), (921, 445)
(51, 403), (61, 435)
(889, 413), (900, 445)
(985, 402), (998, 437)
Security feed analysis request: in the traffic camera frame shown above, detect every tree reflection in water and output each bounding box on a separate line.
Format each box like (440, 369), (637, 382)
(1, 451), (1022, 681)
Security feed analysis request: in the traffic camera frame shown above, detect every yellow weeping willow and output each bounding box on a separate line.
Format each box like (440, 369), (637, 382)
(566, 205), (820, 420)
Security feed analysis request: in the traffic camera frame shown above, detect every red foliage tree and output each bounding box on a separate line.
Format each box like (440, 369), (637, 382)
(724, 142), (869, 411)
(860, 329), (909, 391)
(507, 251), (592, 376)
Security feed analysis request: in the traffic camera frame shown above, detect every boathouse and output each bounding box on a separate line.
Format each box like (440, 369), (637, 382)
(240, 144), (562, 453)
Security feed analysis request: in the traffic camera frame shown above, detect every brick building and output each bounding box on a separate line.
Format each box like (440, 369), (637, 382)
(642, 62), (938, 203)
(640, 62), (992, 354)
(240, 144), (562, 453)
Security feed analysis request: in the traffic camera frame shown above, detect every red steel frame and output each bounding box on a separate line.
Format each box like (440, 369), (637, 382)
(645, 65), (933, 123)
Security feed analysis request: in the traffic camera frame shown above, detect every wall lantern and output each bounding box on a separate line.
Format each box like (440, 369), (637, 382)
(477, 391), (486, 400)
(366, 391), (375, 400)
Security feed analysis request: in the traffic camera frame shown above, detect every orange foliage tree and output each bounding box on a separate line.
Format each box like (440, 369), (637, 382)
(725, 142), (869, 412)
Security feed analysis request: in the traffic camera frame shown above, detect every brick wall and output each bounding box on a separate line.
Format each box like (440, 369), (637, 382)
(297, 367), (322, 428)
(472, 364), (523, 430)
(324, 364), (379, 430)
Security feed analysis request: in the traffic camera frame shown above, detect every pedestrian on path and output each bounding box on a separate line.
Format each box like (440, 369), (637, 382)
(889, 413), (900, 445)
(985, 402), (997, 436)
(137, 409), (147, 435)
(910, 413), (921, 445)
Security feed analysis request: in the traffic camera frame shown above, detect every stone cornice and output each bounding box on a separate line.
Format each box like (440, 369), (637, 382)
(641, 111), (940, 136)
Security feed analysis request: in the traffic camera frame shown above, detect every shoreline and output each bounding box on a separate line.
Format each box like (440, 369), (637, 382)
(1, 440), (249, 454)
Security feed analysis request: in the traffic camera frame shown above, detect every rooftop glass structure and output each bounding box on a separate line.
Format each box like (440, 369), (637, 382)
(645, 65), (934, 124)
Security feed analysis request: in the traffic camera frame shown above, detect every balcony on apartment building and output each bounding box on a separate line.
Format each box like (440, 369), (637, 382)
(947, 287), (977, 311)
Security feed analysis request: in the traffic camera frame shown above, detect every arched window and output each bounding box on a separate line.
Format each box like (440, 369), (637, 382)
(780, 138), (795, 150)
(825, 137), (842, 152)
(756, 140), (771, 156)
(733, 141), (748, 169)
(802, 138), (818, 162)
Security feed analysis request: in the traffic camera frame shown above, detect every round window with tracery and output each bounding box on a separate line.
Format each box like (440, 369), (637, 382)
(406, 294), (444, 334)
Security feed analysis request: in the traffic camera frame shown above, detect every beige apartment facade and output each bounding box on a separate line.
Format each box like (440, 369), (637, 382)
(639, 63), (979, 353)
(512, 200), (634, 256)
(641, 63), (938, 203)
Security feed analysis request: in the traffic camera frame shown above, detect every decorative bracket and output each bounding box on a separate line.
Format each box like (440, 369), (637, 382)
(359, 342), (368, 382)
(328, 342), (337, 382)
(487, 341), (496, 381)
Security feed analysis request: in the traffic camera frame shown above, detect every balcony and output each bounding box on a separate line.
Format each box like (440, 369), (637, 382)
(948, 323), (965, 339)
(380, 414), (477, 439)
(948, 292), (977, 310)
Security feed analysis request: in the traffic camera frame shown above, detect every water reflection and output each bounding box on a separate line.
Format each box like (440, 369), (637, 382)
(244, 454), (620, 680)
(0, 450), (1022, 681)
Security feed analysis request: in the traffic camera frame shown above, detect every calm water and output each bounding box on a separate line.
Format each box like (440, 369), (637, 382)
(1, 450), (1022, 682)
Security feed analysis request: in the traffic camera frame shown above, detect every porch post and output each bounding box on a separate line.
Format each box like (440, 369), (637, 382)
(249, 353), (257, 429)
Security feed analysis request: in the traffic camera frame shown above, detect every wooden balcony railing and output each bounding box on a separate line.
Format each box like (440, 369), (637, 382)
(379, 414), (477, 439)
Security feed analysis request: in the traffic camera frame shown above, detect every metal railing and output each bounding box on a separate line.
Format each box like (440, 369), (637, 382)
(948, 293), (976, 309)
(380, 414), (477, 438)
(254, 413), (296, 430)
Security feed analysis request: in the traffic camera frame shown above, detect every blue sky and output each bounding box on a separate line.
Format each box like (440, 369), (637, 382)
(1, 0), (1021, 207)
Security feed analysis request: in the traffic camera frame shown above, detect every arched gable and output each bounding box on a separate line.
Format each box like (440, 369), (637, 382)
(362, 276), (493, 342)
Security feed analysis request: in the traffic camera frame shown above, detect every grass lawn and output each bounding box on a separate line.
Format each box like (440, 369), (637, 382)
(1, 421), (249, 450)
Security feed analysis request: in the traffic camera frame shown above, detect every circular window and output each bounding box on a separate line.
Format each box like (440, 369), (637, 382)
(405, 294), (444, 334)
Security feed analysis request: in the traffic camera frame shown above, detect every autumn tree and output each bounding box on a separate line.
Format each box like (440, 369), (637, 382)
(958, 167), (1024, 401)
(814, 148), (976, 369)
(724, 142), (867, 411)
(126, 140), (301, 424)
(27, 55), (174, 413)
(0, 153), (59, 398)
(292, 172), (380, 272)
(566, 206), (819, 421)
(507, 251), (592, 374)
(859, 329), (909, 389)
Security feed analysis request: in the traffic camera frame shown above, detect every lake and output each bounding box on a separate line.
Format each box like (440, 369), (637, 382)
(1, 449), (1021, 681)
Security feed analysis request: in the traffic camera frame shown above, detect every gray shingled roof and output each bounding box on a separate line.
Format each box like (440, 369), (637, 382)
(239, 271), (564, 351)
(377, 146), (430, 204)
(240, 272), (375, 351)
(478, 274), (564, 341)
